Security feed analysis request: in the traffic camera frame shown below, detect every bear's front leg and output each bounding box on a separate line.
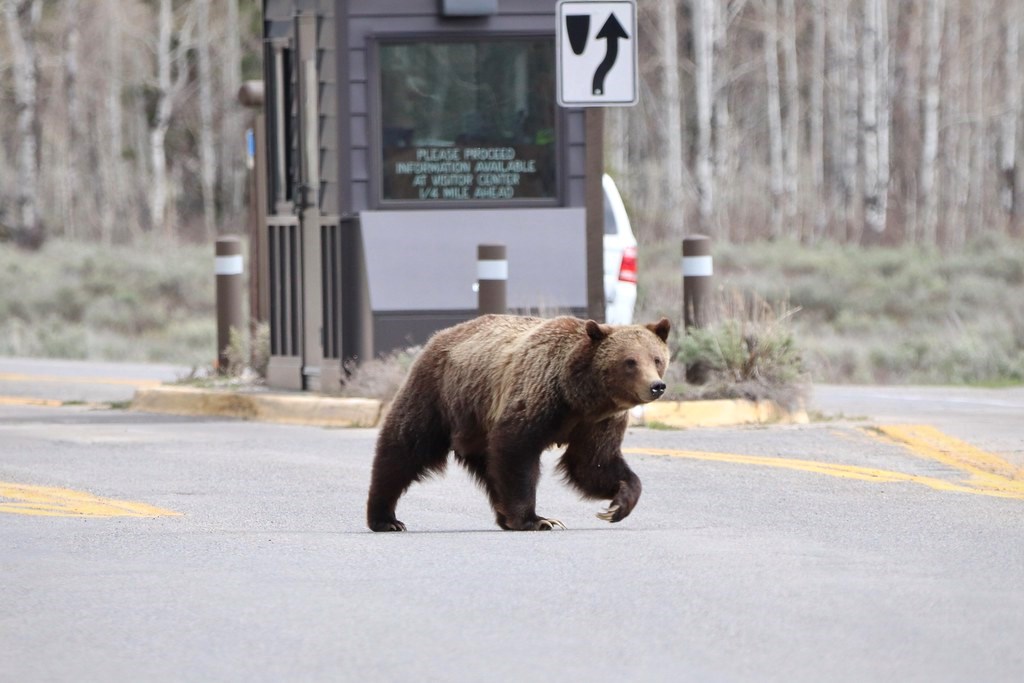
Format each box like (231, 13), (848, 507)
(489, 423), (567, 531)
(558, 414), (643, 523)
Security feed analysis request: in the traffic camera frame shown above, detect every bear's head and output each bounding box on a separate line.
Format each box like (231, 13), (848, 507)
(586, 318), (672, 408)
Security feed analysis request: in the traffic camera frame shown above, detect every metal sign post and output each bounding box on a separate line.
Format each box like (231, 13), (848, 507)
(556, 0), (638, 107)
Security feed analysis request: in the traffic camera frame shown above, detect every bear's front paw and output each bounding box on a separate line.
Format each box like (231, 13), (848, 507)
(595, 478), (641, 523)
(369, 519), (407, 532)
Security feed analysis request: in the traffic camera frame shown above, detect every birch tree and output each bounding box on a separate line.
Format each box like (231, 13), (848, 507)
(780, 0), (800, 234)
(763, 0), (785, 237)
(860, 0), (889, 243)
(221, 0), (245, 217)
(197, 0), (216, 238)
(62, 0), (81, 239)
(809, 0), (826, 216)
(918, 0), (944, 246)
(692, 0), (715, 235)
(1000, 2), (1020, 218)
(149, 0), (193, 236)
(3, 0), (42, 247)
(660, 0), (684, 218)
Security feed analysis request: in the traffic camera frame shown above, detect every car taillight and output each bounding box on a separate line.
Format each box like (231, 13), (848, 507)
(618, 245), (638, 283)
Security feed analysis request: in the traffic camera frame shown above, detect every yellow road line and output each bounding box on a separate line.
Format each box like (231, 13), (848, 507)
(623, 446), (1024, 501)
(866, 424), (1024, 496)
(0, 396), (64, 407)
(0, 373), (163, 388)
(0, 482), (181, 518)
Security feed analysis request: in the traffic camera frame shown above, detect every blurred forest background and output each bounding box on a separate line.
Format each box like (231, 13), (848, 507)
(1, 0), (1020, 246)
(1, 0), (1022, 384)
(1, 0), (262, 246)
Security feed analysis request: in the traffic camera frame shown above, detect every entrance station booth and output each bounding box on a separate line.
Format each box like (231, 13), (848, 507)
(258, 0), (605, 390)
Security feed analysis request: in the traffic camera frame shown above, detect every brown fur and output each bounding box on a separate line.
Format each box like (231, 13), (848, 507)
(366, 314), (671, 531)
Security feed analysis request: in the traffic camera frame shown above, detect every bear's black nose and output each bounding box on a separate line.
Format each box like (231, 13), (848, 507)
(650, 381), (667, 398)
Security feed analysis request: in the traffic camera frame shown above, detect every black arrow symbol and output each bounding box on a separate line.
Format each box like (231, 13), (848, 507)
(592, 13), (629, 96)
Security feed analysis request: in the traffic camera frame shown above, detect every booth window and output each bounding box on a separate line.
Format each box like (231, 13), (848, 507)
(378, 36), (556, 203)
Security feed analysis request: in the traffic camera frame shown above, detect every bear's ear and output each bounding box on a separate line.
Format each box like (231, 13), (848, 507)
(585, 319), (612, 341)
(647, 317), (671, 342)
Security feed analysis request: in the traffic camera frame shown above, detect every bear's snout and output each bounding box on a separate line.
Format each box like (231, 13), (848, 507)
(649, 381), (667, 399)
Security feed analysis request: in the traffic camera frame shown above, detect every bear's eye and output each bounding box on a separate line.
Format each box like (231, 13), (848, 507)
(654, 357), (664, 369)
(624, 358), (638, 370)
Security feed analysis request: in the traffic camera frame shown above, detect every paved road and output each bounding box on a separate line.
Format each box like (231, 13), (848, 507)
(811, 384), (1024, 467)
(0, 356), (189, 405)
(2, 370), (1023, 681)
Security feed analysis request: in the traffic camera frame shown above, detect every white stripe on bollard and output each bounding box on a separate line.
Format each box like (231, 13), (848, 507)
(215, 255), (244, 276)
(681, 255), (713, 277)
(477, 259), (508, 281)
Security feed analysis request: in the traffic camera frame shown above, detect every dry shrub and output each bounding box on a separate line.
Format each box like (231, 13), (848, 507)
(339, 347), (423, 400)
(670, 290), (809, 409)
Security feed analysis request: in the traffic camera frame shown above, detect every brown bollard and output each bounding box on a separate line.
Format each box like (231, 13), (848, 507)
(477, 244), (508, 315)
(682, 235), (713, 330)
(215, 237), (245, 373)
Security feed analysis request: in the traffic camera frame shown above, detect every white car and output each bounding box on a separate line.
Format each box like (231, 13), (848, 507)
(602, 174), (638, 325)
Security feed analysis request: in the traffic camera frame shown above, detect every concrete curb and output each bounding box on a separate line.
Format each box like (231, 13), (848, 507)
(131, 385), (807, 430)
(630, 399), (809, 429)
(131, 386), (381, 428)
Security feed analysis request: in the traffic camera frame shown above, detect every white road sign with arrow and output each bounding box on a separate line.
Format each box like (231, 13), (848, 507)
(556, 0), (638, 107)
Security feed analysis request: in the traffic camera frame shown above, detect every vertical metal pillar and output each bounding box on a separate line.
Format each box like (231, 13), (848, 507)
(215, 237), (245, 373)
(585, 108), (606, 322)
(477, 244), (508, 315)
(682, 235), (713, 329)
(296, 12), (323, 390)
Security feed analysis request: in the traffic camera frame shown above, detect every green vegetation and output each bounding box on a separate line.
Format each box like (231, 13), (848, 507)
(0, 238), (216, 366)
(639, 232), (1024, 386)
(2, 234), (1022, 390)
(668, 293), (807, 407)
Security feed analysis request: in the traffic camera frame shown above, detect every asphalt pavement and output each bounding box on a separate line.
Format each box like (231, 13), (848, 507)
(2, 359), (1023, 682)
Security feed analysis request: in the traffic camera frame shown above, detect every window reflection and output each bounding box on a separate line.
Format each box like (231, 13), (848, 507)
(379, 37), (556, 202)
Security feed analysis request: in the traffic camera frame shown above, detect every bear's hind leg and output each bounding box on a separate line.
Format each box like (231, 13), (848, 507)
(367, 418), (450, 532)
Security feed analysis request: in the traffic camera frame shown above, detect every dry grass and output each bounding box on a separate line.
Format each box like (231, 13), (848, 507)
(638, 232), (1024, 385)
(5, 233), (1021, 396)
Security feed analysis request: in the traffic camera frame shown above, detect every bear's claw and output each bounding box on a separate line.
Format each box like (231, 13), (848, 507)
(596, 504), (621, 522)
(536, 518), (567, 530)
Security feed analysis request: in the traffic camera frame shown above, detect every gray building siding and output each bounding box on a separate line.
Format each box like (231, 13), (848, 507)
(337, 0), (584, 216)
(262, 0), (597, 362)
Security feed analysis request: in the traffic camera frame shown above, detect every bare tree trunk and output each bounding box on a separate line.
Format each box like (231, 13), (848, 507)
(692, 0), (715, 235)
(809, 0), (826, 238)
(3, 0), (43, 247)
(876, 0), (891, 238)
(222, 0), (246, 218)
(1000, 2), (1019, 221)
(101, 0), (124, 243)
(966, 1), (989, 245)
(712, 1), (735, 191)
(149, 0), (173, 235)
(661, 0), (684, 220)
(764, 0), (785, 238)
(149, 0), (192, 238)
(780, 0), (800, 237)
(197, 0), (217, 238)
(937, 3), (962, 249)
(842, 4), (860, 240)
(919, 0), (944, 246)
(860, 0), (888, 243)
(62, 0), (81, 240)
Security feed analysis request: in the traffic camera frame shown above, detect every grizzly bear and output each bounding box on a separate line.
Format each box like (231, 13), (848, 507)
(366, 314), (671, 532)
